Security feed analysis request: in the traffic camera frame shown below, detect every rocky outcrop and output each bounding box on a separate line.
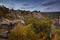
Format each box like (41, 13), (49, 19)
(32, 12), (43, 19)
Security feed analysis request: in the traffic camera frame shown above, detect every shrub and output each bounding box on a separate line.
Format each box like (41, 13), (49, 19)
(9, 17), (52, 40)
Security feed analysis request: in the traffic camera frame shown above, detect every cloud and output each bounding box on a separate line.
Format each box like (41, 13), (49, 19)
(22, 3), (30, 6)
(20, 3), (35, 9)
(40, 0), (60, 12)
(20, 6), (34, 9)
(42, 0), (60, 6)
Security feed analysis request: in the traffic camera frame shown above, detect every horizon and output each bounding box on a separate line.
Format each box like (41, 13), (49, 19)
(0, 0), (60, 12)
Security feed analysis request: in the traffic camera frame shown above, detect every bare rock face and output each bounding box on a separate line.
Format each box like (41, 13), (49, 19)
(32, 12), (43, 19)
(52, 17), (60, 28)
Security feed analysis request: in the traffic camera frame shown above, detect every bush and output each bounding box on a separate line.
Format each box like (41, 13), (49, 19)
(9, 17), (52, 40)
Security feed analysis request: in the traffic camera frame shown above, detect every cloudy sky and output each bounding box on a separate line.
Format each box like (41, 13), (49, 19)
(0, 0), (60, 12)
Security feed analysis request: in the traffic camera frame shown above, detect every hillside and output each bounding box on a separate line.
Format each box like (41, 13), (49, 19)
(0, 5), (60, 20)
(0, 5), (60, 40)
(0, 6), (60, 26)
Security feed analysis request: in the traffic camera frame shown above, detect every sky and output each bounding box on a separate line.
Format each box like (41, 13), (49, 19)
(0, 0), (60, 12)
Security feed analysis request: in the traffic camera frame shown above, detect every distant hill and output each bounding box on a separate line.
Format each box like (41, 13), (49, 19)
(41, 12), (60, 19)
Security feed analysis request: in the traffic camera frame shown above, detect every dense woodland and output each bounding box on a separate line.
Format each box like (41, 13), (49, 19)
(0, 5), (60, 40)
